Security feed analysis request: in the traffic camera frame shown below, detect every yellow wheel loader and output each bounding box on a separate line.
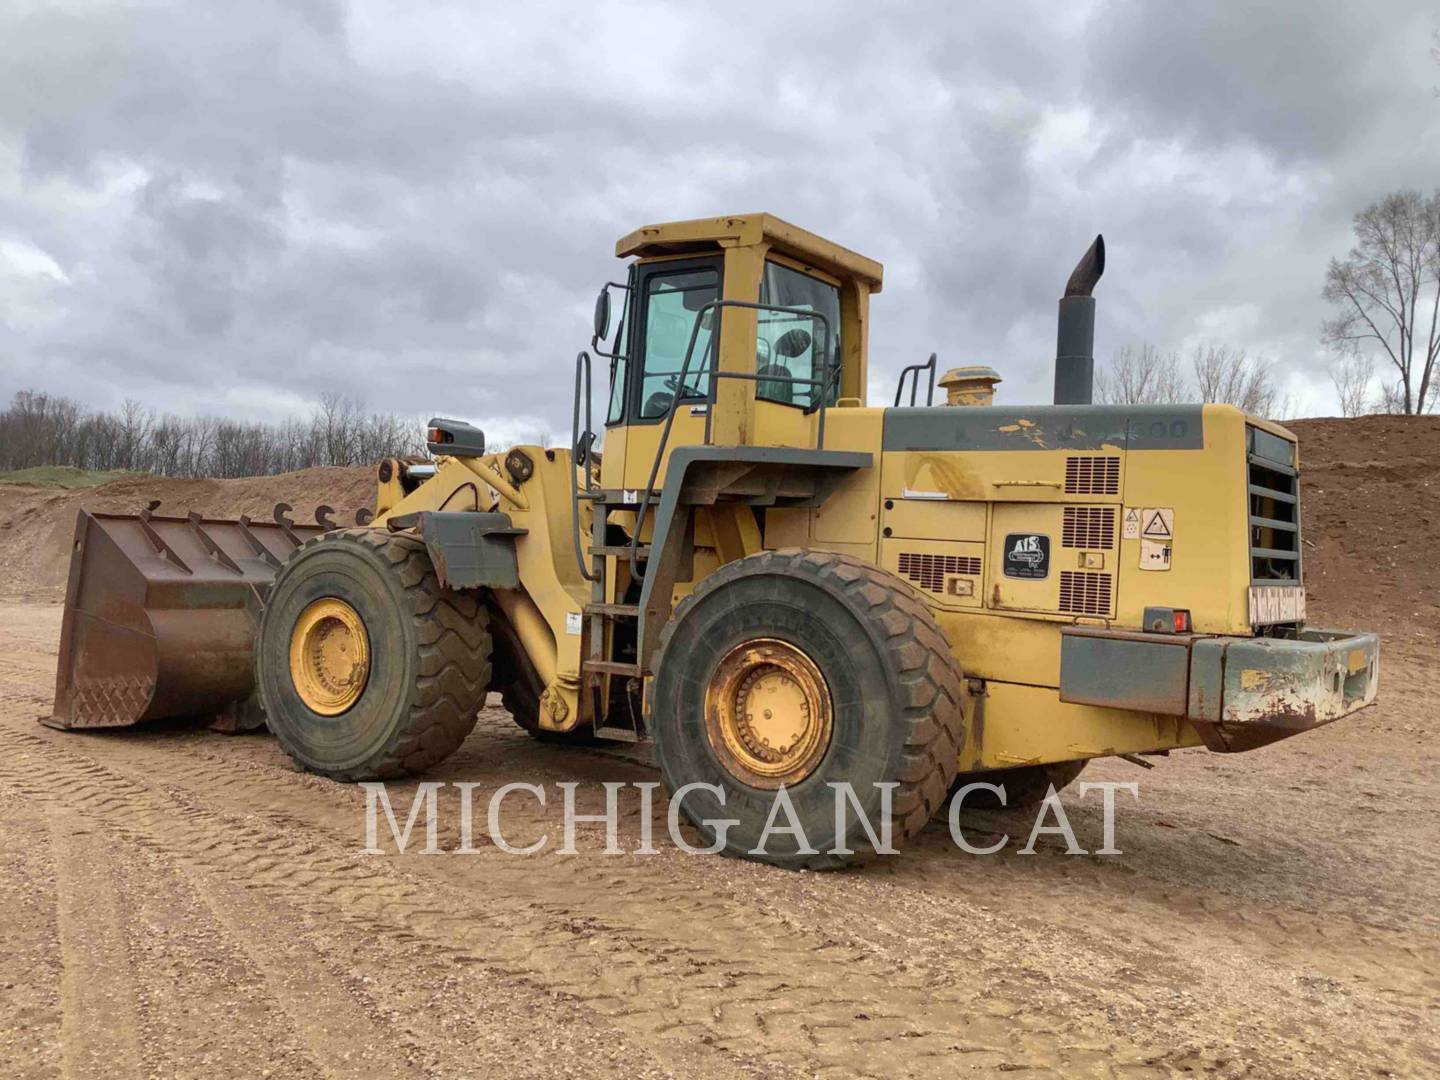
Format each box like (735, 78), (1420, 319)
(48, 213), (1381, 865)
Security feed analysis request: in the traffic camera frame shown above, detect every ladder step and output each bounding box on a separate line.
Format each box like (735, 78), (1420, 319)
(595, 489), (662, 506)
(585, 602), (639, 618)
(592, 725), (641, 744)
(582, 659), (643, 677)
(590, 544), (651, 558)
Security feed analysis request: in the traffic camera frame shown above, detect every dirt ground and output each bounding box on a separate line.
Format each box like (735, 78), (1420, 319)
(1, 418), (1438, 1078)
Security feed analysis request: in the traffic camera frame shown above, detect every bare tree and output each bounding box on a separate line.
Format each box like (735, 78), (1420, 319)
(1191, 345), (1281, 416)
(0, 390), (429, 479)
(1328, 354), (1375, 417)
(1096, 342), (1290, 419)
(1096, 344), (1187, 405)
(1322, 189), (1440, 415)
(1374, 380), (1410, 415)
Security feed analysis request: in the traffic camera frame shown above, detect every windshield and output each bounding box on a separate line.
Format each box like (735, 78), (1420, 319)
(638, 268), (719, 419)
(756, 261), (841, 409)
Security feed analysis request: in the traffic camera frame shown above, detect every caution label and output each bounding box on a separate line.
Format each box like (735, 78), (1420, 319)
(1141, 507), (1174, 539)
(1122, 508), (1141, 540)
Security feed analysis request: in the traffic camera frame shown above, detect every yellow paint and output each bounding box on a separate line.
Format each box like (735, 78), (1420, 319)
(359, 216), (1303, 771)
(960, 681), (1204, 771)
(1239, 669), (1271, 690)
(289, 598), (370, 716)
(704, 638), (834, 789)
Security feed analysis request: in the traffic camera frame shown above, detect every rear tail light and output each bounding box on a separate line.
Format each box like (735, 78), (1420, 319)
(1143, 606), (1191, 634)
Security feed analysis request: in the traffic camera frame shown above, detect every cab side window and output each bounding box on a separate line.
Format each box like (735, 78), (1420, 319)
(756, 262), (841, 409)
(605, 284), (631, 424)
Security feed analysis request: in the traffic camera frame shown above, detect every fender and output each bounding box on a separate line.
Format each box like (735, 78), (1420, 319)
(386, 511), (528, 590)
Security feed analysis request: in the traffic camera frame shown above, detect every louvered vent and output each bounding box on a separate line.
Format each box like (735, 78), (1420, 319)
(1247, 431), (1300, 587)
(1059, 571), (1112, 615)
(898, 552), (982, 593)
(1064, 456), (1120, 495)
(1062, 506), (1116, 549)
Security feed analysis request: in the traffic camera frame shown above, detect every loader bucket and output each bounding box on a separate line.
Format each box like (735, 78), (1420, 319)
(47, 509), (325, 730)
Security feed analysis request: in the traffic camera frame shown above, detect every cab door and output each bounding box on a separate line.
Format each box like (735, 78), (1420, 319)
(617, 257), (722, 493)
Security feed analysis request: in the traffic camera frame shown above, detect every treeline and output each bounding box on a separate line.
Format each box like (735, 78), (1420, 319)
(1096, 343), (1292, 417)
(0, 390), (428, 478)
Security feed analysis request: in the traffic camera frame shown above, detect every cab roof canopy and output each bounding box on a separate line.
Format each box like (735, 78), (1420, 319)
(615, 213), (884, 294)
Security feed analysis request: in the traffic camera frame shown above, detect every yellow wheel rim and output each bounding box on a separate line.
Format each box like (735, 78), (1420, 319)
(704, 638), (833, 789)
(288, 598), (371, 716)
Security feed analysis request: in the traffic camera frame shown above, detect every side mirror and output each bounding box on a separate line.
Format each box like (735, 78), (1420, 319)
(593, 288), (611, 341)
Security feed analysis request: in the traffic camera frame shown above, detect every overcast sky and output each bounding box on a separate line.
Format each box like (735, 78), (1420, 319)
(2, 0), (1437, 441)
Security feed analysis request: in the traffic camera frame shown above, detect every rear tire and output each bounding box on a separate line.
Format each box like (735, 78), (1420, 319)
(651, 549), (967, 868)
(257, 529), (490, 780)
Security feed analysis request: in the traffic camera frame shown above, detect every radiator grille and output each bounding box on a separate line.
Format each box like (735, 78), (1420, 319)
(897, 552), (982, 593)
(1062, 506), (1116, 549)
(1064, 456), (1120, 495)
(1059, 571), (1112, 615)
(1247, 429), (1301, 587)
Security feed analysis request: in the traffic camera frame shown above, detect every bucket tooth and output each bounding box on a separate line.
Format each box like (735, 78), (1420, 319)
(272, 502), (304, 547)
(48, 508), (325, 730)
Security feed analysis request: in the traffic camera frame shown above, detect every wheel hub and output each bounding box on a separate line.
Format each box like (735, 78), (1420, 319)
(704, 639), (833, 788)
(289, 597), (371, 715)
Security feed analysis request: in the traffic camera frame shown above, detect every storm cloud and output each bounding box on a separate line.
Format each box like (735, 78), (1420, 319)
(1, 0), (1436, 438)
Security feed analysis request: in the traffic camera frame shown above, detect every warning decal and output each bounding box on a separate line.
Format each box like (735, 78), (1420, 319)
(1122, 508), (1141, 540)
(1139, 539), (1172, 571)
(1141, 508), (1173, 539)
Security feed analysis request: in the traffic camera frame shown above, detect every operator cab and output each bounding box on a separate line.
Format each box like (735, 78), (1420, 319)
(588, 214), (883, 492)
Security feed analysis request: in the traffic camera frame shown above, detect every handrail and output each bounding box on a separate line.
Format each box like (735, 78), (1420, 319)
(894, 352), (937, 407)
(627, 299), (835, 578)
(570, 350), (598, 581)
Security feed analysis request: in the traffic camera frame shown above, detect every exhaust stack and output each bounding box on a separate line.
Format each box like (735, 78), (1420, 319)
(1053, 234), (1105, 405)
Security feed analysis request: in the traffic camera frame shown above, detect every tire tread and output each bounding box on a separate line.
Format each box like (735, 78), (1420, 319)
(263, 528), (490, 781)
(653, 547), (966, 868)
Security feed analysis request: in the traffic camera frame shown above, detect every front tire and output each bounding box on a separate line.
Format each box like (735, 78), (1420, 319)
(650, 549), (967, 868)
(257, 529), (491, 780)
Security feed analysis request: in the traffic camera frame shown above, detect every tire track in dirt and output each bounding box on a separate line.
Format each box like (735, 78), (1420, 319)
(48, 811), (143, 1080)
(174, 712), (1440, 1018)
(5, 604), (1436, 1077)
(13, 708), (1437, 1080)
(176, 871), (426, 1079)
(0, 717), (1096, 1079)
(0, 728), (817, 1078)
(0, 797), (64, 1076)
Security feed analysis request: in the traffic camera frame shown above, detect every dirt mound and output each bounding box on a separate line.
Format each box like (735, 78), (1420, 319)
(0, 466), (373, 600)
(1287, 416), (1440, 661)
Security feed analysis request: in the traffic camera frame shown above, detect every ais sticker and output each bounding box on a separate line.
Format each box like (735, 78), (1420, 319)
(1003, 533), (1050, 579)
